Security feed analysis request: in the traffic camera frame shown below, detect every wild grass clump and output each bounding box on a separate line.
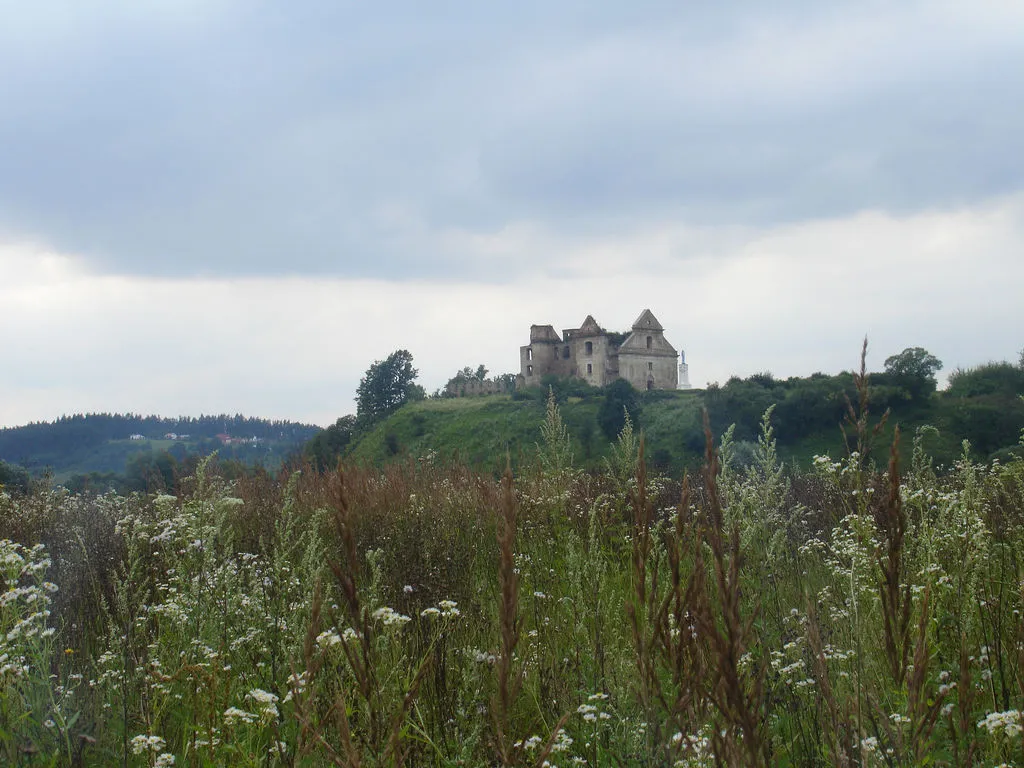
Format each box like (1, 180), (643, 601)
(2, 372), (1024, 765)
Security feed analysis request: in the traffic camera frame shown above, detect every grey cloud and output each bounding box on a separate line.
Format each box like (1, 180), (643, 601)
(0, 1), (1021, 279)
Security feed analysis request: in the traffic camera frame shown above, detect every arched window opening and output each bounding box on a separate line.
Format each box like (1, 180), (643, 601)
(527, 348), (533, 361)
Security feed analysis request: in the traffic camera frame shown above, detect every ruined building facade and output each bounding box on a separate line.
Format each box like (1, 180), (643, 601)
(519, 309), (680, 391)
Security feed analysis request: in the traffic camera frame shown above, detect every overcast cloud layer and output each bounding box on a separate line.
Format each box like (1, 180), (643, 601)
(1, 1), (1022, 426)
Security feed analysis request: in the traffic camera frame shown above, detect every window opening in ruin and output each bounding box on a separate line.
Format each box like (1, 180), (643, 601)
(646, 336), (652, 349)
(587, 363), (593, 375)
(648, 362), (653, 371)
(563, 347), (570, 359)
(585, 341), (593, 355)
(527, 365), (533, 375)
(527, 348), (533, 361)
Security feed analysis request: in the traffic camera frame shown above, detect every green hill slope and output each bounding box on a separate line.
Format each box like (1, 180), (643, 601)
(347, 390), (710, 474)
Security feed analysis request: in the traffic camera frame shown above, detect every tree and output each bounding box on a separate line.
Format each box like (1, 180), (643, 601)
(597, 379), (640, 440)
(305, 415), (357, 470)
(883, 347), (943, 402)
(0, 459), (31, 495)
(356, 350), (424, 428)
(946, 362), (1024, 399)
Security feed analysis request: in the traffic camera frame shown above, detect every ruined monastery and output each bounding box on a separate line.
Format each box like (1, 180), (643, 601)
(519, 309), (690, 391)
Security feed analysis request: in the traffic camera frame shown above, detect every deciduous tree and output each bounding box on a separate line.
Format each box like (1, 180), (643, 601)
(883, 347), (943, 402)
(356, 350), (424, 428)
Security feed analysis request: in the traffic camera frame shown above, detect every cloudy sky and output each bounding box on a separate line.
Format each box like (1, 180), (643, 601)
(2, 0), (1022, 428)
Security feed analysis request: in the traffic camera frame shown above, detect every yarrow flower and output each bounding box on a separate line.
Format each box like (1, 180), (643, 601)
(372, 607), (411, 626)
(224, 707), (257, 725)
(439, 599), (460, 617)
(514, 735), (543, 751)
(316, 630), (342, 648)
(978, 710), (1023, 738)
(130, 734), (167, 755)
(247, 689), (280, 721)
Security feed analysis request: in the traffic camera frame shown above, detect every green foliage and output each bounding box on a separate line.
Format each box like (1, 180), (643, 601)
(883, 346), (943, 401)
(946, 361), (1024, 398)
(605, 330), (629, 347)
(602, 409), (639, 490)
(538, 388), (574, 478)
(356, 349), (424, 428)
(704, 374), (788, 442)
(942, 394), (1024, 456)
(597, 379), (640, 440)
(0, 459), (31, 495)
(885, 346), (943, 380)
(534, 374), (601, 403)
(304, 414), (357, 470)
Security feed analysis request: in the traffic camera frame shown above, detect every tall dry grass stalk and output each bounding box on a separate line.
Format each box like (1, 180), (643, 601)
(626, 437), (658, 734)
(492, 460), (522, 766)
(291, 464), (429, 766)
(806, 600), (854, 767)
(697, 411), (769, 766)
(950, 634), (979, 765)
(656, 472), (710, 762)
(878, 426), (912, 684)
(842, 337), (890, 470)
(905, 586), (946, 763)
(626, 436), (708, 763)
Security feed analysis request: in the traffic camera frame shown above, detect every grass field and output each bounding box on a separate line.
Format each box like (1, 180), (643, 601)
(2, 389), (1023, 765)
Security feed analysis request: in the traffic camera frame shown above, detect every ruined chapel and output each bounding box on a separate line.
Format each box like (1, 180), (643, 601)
(519, 309), (686, 391)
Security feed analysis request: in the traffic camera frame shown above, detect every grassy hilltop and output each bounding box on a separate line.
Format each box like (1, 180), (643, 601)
(345, 390), (709, 474)
(329, 357), (1024, 476)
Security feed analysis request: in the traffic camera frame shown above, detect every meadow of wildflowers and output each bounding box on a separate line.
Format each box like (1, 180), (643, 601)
(1, 387), (1024, 766)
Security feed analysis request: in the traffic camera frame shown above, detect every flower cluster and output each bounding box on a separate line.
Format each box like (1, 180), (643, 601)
(372, 606), (412, 626)
(978, 710), (1023, 738)
(420, 599), (461, 619)
(577, 692), (612, 724)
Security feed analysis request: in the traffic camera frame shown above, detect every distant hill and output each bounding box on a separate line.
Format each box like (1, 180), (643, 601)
(0, 413), (321, 484)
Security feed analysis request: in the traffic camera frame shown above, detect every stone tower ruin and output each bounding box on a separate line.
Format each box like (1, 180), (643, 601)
(519, 309), (680, 391)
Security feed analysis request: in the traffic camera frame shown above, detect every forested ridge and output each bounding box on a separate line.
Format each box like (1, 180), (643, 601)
(0, 413), (320, 489)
